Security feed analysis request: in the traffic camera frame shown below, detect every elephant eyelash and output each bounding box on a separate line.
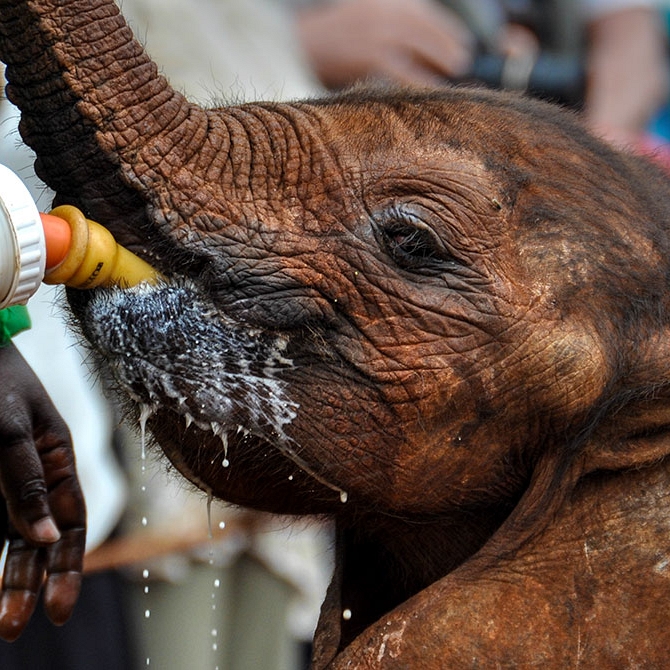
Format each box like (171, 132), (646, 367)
(375, 209), (458, 275)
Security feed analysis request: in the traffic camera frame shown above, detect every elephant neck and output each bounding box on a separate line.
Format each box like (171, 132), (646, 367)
(314, 457), (670, 667)
(316, 503), (514, 658)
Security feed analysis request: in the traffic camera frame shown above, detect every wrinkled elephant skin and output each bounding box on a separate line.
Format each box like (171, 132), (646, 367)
(2, 1), (670, 667)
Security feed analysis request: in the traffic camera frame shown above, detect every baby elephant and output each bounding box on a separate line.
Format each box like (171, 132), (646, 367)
(2, 0), (670, 666)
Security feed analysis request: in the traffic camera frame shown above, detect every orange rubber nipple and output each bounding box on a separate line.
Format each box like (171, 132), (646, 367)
(40, 213), (72, 269)
(0, 163), (160, 308)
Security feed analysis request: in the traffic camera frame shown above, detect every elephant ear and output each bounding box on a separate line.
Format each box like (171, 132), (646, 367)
(581, 330), (670, 473)
(470, 328), (670, 568)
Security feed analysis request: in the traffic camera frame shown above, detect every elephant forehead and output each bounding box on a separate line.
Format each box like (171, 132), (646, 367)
(315, 104), (499, 200)
(148, 100), (512, 268)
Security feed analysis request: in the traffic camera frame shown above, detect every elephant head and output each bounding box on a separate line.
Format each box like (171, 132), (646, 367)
(3, 1), (670, 666)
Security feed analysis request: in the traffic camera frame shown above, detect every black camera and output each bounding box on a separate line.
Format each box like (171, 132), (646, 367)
(463, 51), (585, 108)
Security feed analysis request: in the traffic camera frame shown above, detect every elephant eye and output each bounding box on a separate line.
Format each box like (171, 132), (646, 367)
(376, 207), (456, 275)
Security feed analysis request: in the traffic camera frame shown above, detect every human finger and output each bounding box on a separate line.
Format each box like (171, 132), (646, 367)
(0, 406), (68, 545)
(43, 526), (85, 625)
(0, 534), (45, 640)
(31, 409), (86, 626)
(392, 0), (475, 78)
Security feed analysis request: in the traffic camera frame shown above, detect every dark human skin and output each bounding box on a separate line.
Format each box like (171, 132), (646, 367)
(0, 342), (85, 641)
(2, 0), (670, 666)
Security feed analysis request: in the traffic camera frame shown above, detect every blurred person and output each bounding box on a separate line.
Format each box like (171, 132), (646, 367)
(291, 0), (669, 148)
(292, 0), (476, 89)
(583, 2), (669, 146)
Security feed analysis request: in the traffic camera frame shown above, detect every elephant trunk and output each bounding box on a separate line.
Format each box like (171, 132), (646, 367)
(0, 0), (207, 230)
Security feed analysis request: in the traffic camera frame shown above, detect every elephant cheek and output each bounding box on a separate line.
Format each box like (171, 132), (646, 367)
(384, 325), (608, 511)
(521, 322), (608, 423)
(286, 381), (406, 500)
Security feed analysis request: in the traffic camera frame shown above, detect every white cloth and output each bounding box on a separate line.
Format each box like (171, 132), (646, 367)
(122, 0), (322, 104)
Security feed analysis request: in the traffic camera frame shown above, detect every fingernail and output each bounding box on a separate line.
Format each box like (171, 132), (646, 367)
(0, 592), (34, 642)
(32, 517), (61, 543)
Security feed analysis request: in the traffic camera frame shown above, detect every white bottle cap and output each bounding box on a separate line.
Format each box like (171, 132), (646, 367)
(0, 164), (46, 308)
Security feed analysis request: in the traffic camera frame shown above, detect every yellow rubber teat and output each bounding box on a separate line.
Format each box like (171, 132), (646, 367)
(42, 205), (162, 289)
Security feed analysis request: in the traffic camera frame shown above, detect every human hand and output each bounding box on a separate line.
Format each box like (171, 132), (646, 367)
(0, 341), (86, 641)
(296, 0), (475, 89)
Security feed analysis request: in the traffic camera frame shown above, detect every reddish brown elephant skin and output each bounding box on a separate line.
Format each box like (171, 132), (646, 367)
(2, 1), (670, 667)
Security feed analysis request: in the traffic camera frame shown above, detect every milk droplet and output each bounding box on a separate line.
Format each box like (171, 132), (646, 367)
(212, 643), (218, 651)
(288, 475), (294, 481)
(214, 579), (221, 588)
(144, 609), (151, 619)
(138, 405), (153, 461)
(141, 516), (148, 527)
(142, 569), (150, 579)
(211, 629), (218, 637)
(340, 491), (348, 503)
(342, 609), (352, 620)
(218, 521), (226, 530)
(144, 586), (149, 594)
(206, 491), (214, 540)
(222, 458), (230, 468)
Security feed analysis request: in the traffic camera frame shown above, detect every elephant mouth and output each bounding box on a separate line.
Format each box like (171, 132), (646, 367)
(68, 279), (347, 506)
(72, 277), (297, 420)
(67, 279), (302, 467)
(67, 277), (348, 504)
